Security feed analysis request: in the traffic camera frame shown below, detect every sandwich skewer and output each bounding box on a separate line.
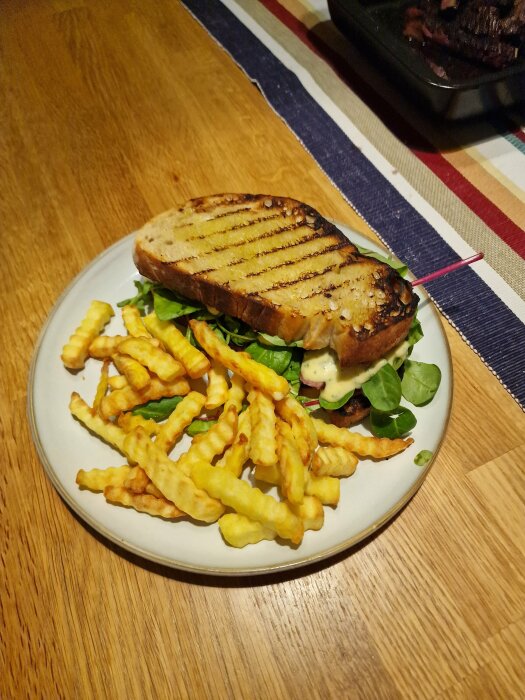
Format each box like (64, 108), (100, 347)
(411, 252), (484, 287)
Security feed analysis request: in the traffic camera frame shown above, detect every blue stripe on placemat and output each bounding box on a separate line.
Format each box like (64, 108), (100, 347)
(181, 0), (525, 410)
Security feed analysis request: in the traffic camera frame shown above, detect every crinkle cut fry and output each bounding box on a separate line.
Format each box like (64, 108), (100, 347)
(277, 419), (305, 505)
(312, 418), (413, 458)
(112, 352), (151, 391)
(249, 390), (278, 468)
(205, 359), (229, 410)
(312, 446), (358, 477)
(70, 392), (128, 455)
(276, 395), (318, 465)
(121, 304), (152, 338)
(189, 319), (289, 400)
(175, 404), (238, 475)
(104, 486), (184, 519)
(155, 391), (207, 453)
(117, 412), (160, 436)
(190, 460), (304, 544)
(117, 337), (184, 383)
(99, 376), (190, 420)
(61, 300), (114, 369)
(143, 312), (210, 378)
(124, 428), (224, 523)
(76, 465), (134, 491)
(216, 406), (251, 477)
(218, 513), (276, 548)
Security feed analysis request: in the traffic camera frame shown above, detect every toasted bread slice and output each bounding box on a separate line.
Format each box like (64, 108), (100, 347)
(133, 194), (418, 366)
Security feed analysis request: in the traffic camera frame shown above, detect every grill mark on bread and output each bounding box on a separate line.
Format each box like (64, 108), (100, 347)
(187, 233), (346, 280)
(164, 221), (325, 266)
(247, 253), (360, 294)
(246, 263), (338, 295)
(179, 212), (282, 241)
(246, 241), (348, 277)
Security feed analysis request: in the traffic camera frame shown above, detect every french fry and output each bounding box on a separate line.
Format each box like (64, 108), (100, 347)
(223, 372), (246, 413)
(61, 300), (114, 369)
(99, 376), (190, 420)
(76, 465), (134, 491)
(189, 320), (289, 400)
(276, 395), (318, 466)
(104, 485), (184, 519)
(312, 418), (413, 459)
(253, 448), (339, 506)
(312, 446), (359, 478)
(89, 334), (161, 359)
(248, 390), (278, 467)
(253, 462), (281, 486)
(117, 337), (184, 383)
(121, 304), (152, 338)
(123, 465), (150, 493)
(155, 391), (207, 453)
(289, 495), (324, 531)
(113, 352), (151, 391)
(92, 359), (111, 413)
(107, 374), (128, 390)
(143, 312), (210, 378)
(176, 404), (238, 474)
(216, 406), (251, 477)
(218, 513), (276, 548)
(89, 334), (129, 359)
(205, 360), (229, 410)
(145, 482), (165, 498)
(124, 428), (224, 523)
(277, 420), (305, 505)
(117, 412), (160, 437)
(70, 392), (128, 454)
(305, 472), (340, 506)
(190, 461), (304, 544)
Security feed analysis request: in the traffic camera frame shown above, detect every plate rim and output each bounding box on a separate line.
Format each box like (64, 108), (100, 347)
(27, 228), (453, 576)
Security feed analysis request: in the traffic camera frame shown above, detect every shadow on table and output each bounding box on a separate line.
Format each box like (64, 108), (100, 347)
(67, 497), (412, 587)
(304, 18), (525, 152)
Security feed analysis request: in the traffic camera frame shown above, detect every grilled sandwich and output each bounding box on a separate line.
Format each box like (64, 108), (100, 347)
(133, 194), (418, 366)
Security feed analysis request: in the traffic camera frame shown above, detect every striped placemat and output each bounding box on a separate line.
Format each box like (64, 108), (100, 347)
(181, 0), (525, 410)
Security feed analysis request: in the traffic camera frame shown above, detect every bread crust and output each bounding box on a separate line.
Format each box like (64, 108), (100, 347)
(134, 194), (418, 366)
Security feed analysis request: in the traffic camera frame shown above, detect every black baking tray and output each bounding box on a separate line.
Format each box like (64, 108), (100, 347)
(328, 0), (525, 119)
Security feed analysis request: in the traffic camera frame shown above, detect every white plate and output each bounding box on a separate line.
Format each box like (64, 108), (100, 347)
(28, 226), (452, 576)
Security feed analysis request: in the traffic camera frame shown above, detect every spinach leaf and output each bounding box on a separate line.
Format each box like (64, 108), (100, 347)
(401, 360), (441, 406)
(216, 316), (258, 346)
(319, 389), (355, 411)
(407, 316), (424, 348)
(245, 340), (293, 375)
(370, 406), (416, 439)
(361, 363), (401, 411)
(187, 419), (217, 437)
(258, 333), (304, 348)
(282, 350), (302, 395)
(132, 395), (184, 421)
(356, 245), (408, 277)
(153, 288), (203, 321)
(117, 279), (157, 311)
(414, 450), (433, 466)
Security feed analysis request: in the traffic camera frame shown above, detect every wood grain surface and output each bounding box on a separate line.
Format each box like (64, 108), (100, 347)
(1, 2), (524, 698)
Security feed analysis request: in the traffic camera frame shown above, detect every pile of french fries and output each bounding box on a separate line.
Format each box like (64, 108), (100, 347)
(61, 299), (413, 548)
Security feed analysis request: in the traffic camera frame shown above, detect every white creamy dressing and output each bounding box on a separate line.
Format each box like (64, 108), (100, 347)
(301, 340), (410, 402)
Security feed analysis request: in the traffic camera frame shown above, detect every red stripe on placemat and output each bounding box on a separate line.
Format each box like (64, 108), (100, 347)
(413, 149), (525, 257)
(258, 0), (525, 258)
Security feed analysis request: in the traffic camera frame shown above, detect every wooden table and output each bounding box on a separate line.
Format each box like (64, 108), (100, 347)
(2, 2), (524, 698)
